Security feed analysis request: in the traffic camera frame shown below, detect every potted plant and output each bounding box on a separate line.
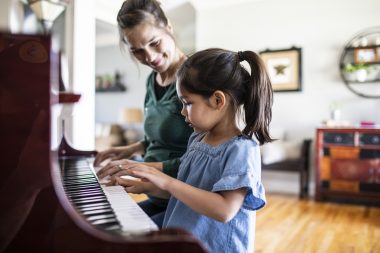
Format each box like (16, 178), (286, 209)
(343, 63), (377, 82)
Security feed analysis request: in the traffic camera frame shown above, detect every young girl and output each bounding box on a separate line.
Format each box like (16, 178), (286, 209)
(117, 48), (273, 253)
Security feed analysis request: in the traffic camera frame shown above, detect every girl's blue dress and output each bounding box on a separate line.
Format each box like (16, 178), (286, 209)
(163, 132), (266, 253)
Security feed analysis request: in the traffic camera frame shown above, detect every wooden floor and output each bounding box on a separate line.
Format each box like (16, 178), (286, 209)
(255, 193), (380, 253)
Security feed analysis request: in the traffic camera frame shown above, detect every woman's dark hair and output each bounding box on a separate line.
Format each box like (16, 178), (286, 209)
(116, 0), (169, 45)
(176, 48), (274, 145)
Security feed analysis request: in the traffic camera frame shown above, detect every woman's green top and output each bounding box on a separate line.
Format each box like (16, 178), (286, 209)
(141, 72), (192, 205)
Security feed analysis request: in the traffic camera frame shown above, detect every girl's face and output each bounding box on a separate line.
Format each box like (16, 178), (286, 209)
(122, 21), (176, 73)
(177, 85), (221, 133)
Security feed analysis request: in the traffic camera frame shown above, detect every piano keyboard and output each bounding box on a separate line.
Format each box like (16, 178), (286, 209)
(60, 157), (158, 234)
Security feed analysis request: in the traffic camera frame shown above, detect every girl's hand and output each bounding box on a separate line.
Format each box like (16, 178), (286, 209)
(127, 163), (174, 191)
(96, 159), (137, 179)
(112, 175), (171, 198)
(112, 176), (148, 194)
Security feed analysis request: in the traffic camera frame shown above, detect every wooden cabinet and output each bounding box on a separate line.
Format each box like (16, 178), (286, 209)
(315, 128), (380, 203)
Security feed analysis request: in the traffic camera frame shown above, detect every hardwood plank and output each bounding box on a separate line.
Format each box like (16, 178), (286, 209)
(255, 193), (380, 253)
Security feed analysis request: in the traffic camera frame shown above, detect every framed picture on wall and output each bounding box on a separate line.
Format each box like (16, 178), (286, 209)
(354, 47), (378, 64)
(259, 47), (302, 92)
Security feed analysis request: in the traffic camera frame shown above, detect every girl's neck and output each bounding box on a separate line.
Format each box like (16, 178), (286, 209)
(202, 120), (241, 146)
(157, 49), (186, 86)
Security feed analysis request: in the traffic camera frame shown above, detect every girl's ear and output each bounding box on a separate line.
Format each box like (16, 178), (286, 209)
(212, 90), (226, 110)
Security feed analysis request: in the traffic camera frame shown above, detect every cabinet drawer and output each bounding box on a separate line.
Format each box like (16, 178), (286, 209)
(360, 133), (380, 146)
(330, 159), (379, 182)
(323, 132), (354, 145)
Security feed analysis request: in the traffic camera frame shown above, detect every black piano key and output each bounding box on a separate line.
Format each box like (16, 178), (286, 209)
(86, 213), (116, 221)
(64, 183), (100, 190)
(71, 196), (108, 205)
(82, 208), (114, 216)
(67, 190), (103, 198)
(71, 195), (107, 202)
(76, 202), (111, 211)
(92, 217), (119, 225)
(60, 157), (123, 231)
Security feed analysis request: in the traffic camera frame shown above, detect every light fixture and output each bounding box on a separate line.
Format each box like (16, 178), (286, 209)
(26, 0), (69, 33)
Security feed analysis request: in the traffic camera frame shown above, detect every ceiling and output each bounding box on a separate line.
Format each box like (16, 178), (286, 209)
(95, 0), (262, 25)
(95, 0), (262, 47)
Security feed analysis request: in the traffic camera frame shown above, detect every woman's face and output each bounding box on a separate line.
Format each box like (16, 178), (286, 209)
(122, 21), (176, 73)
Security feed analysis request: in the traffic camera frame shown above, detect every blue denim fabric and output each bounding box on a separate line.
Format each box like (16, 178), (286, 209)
(163, 132), (266, 253)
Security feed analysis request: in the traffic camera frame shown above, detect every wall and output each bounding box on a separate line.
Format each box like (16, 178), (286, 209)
(195, 0), (380, 194)
(196, 0), (380, 135)
(95, 46), (150, 123)
(94, 0), (380, 195)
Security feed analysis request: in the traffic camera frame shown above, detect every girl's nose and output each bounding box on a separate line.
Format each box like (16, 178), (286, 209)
(180, 105), (187, 117)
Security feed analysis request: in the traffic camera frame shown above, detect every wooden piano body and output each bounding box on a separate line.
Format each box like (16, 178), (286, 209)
(0, 32), (206, 253)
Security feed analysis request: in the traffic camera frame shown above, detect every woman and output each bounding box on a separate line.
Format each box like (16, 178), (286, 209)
(94, 0), (192, 227)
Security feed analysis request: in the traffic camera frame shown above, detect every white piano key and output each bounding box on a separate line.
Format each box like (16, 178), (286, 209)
(102, 185), (158, 232)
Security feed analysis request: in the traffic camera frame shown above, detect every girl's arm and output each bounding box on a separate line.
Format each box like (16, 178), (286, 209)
(127, 164), (246, 223)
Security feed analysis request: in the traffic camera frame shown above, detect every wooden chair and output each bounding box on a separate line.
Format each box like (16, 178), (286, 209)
(261, 139), (312, 199)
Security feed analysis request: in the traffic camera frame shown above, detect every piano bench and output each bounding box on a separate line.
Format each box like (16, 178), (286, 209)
(261, 139), (311, 199)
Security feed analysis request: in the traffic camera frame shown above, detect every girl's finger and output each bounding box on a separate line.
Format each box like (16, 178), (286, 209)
(115, 177), (139, 187)
(97, 163), (122, 178)
(113, 170), (130, 177)
(129, 169), (152, 182)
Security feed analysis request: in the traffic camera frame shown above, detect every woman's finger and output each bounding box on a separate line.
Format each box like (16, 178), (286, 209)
(94, 151), (115, 166)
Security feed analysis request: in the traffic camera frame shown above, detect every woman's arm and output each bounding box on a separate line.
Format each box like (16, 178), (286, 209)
(128, 164), (246, 223)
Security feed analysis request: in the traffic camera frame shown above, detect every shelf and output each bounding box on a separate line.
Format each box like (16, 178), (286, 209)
(340, 62), (380, 67)
(59, 92), (81, 103)
(339, 27), (380, 98)
(345, 79), (380, 84)
(344, 45), (380, 50)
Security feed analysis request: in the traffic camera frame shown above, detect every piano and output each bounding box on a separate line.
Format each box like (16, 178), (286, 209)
(0, 32), (207, 253)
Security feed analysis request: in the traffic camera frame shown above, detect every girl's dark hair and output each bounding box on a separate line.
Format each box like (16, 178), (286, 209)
(176, 48), (274, 145)
(116, 0), (169, 45)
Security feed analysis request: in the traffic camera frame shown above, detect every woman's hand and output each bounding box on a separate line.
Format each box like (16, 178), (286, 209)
(93, 146), (134, 166)
(94, 141), (146, 166)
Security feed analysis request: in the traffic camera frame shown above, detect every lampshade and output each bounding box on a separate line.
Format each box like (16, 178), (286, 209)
(26, 0), (69, 31)
(119, 108), (144, 124)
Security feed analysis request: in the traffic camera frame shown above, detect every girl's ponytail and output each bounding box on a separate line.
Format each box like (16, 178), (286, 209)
(238, 51), (273, 145)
